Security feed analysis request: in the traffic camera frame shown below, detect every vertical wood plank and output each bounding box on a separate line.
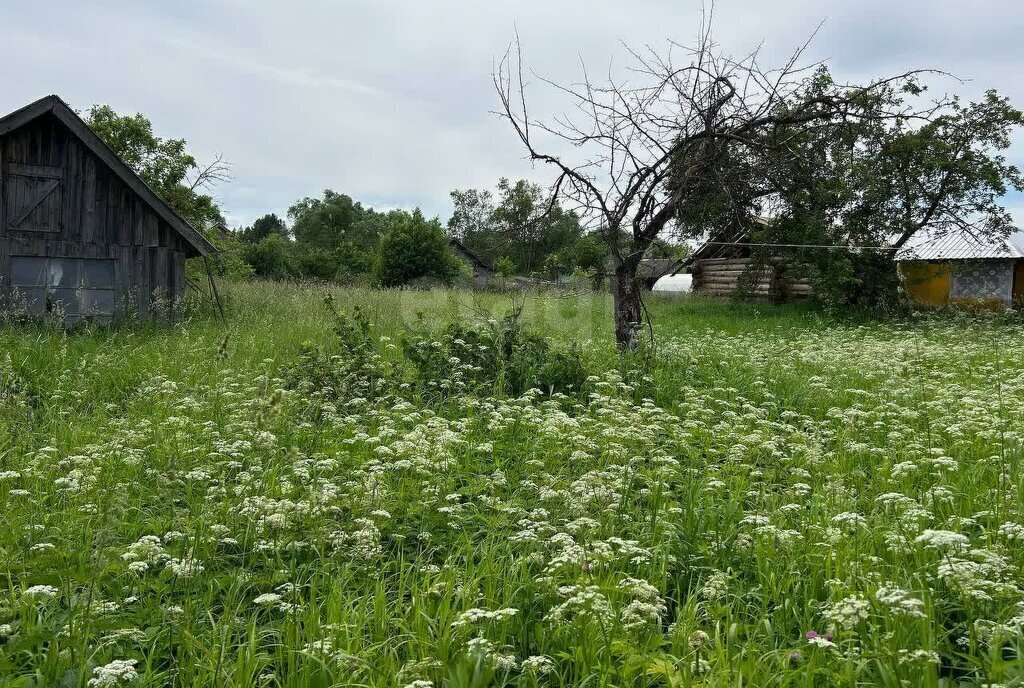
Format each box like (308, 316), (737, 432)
(132, 198), (143, 246)
(152, 246), (168, 293)
(135, 245), (148, 320)
(106, 175), (118, 247)
(0, 135), (5, 237)
(114, 245), (132, 320)
(170, 250), (184, 304)
(61, 136), (74, 241)
(144, 213), (159, 247)
(0, 237), (9, 303)
(82, 154), (96, 243)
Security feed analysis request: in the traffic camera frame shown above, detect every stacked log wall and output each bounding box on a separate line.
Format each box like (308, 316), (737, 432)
(691, 257), (813, 299)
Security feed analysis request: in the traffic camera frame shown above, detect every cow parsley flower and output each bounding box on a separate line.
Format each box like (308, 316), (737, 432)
(822, 594), (871, 630)
(521, 655), (554, 674)
(22, 585), (59, 600)
(87, 659), (138, 686)
(915, 529), (969, 550)
(253, 593), (282, 606)
(451, 607), (519, 628)
(875, 586), (926, 619)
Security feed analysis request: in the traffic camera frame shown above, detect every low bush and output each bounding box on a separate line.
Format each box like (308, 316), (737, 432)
(289, 298), (590, 404)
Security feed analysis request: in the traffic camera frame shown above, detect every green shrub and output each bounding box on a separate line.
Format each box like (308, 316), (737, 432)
(286, 297), (396, 402)
(375, 209), (460, 287)
(403, 305), (589, 398)
(243, 234), (298, 279)
(494, 256), (517, 278)
(288, 298), (591, 403)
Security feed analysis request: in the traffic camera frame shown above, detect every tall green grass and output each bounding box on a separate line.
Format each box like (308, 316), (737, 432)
(1, 283), (1023, 687)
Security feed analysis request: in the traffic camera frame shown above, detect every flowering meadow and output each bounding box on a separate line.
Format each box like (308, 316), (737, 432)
(2, 283), (1024, 687)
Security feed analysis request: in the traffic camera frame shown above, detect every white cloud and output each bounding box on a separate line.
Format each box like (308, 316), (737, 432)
(1, 0), (1022, 227)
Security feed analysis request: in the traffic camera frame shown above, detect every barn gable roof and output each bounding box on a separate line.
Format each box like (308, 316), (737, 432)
(0, 95), (216, 257)
(677, 216), (772, 272)
(448, 237), (493, 273)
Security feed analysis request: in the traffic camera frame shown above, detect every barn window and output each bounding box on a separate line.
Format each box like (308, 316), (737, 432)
(9, 256), (115, 321)
(4, 163), (63, 233)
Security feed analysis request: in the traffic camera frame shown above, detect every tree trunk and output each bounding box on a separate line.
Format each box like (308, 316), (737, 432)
(611, 255), (644, 349)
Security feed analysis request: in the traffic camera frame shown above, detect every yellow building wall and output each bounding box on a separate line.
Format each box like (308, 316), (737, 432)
(901, 262), (949, 307)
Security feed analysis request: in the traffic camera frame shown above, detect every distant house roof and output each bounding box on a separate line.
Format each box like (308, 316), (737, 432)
(0, 95), (216, 257)
(448, 237), (493, 273)
(895, 230), (1024, 262)
(678, 216), (773, 270)
(638, 258), (684, 282)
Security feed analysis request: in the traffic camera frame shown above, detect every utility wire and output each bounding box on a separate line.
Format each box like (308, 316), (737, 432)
(700, 240), (899, 251)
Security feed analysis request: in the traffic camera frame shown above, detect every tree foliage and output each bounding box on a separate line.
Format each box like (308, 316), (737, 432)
(448, 178), (584, 274)
(85, 105), (229, 232)
(376, 209), (460, 287)
(243, 234), (298, 280)
(289, 191), (378, 251)
(678, 70), (1024, 307)
(239, 214), (289, 244)
(496, 26), (1023, 343)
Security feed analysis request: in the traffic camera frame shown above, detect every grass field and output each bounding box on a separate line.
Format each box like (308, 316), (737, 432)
(2, 283), (1024, 687)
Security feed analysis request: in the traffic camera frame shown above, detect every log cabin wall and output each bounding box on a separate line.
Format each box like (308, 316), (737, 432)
(0, 112), (190, 322)
(691, 257), (813, 300)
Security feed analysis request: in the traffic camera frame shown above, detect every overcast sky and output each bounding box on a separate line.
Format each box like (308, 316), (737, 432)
(3, 0), (1024, 228)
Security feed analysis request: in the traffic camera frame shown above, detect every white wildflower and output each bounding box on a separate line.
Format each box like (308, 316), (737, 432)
(87, 659), (138, 686)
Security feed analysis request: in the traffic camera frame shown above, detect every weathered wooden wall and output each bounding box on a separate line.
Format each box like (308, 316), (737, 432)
(0, 112), (191, 321)
(691, 257), (813, 300)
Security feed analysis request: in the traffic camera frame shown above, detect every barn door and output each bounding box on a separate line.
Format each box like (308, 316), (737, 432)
(3, 163), (63, 233)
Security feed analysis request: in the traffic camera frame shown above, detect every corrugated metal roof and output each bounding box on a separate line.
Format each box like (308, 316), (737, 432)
(895, 230), (1024, 261)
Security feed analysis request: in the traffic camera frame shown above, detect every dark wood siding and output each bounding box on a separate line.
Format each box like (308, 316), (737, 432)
(0, 112), (190, 322)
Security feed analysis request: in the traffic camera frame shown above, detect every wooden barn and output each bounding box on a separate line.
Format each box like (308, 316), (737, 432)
(0, 95), (215, 324)
(679, 220), (813, 300)
(448, 237), (494, 286)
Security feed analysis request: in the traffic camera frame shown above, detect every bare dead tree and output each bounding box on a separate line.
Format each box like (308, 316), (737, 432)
(187, 153), (232, 193)
(495, 22), (941, 348)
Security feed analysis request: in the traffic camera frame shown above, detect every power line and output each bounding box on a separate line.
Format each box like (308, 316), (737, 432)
(701, 240), (898, 251)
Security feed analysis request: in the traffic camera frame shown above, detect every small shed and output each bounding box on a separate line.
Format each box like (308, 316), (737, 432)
(0, 95), (215, 323)
(680, 220), (813, 300)
(897, 230), (1024, 308)
(448, 237), (494, 286)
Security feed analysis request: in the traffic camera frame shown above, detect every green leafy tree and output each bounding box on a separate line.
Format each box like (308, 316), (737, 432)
(376, 210), (459, 287)
(240, 214), (289, 244)
(493, 256), (516, 278)
(335, 242), (377, 277)
(448, 179), (583, 274)
(243, 234), (297, 280)
(568, 233), (610, 274)
(289, 190), (375, 251)
(295, 246), (338, 281)
(648, 238), (689, 260)
(202, 232), (255, 281)
(495, 33), (1002, 345)
(448, 188), (497, 255)
(856, 90), (1024, 248)
(679, 72), (1024, 306)
(492, 178), (583, 274)
(85, 105), (229, 232)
